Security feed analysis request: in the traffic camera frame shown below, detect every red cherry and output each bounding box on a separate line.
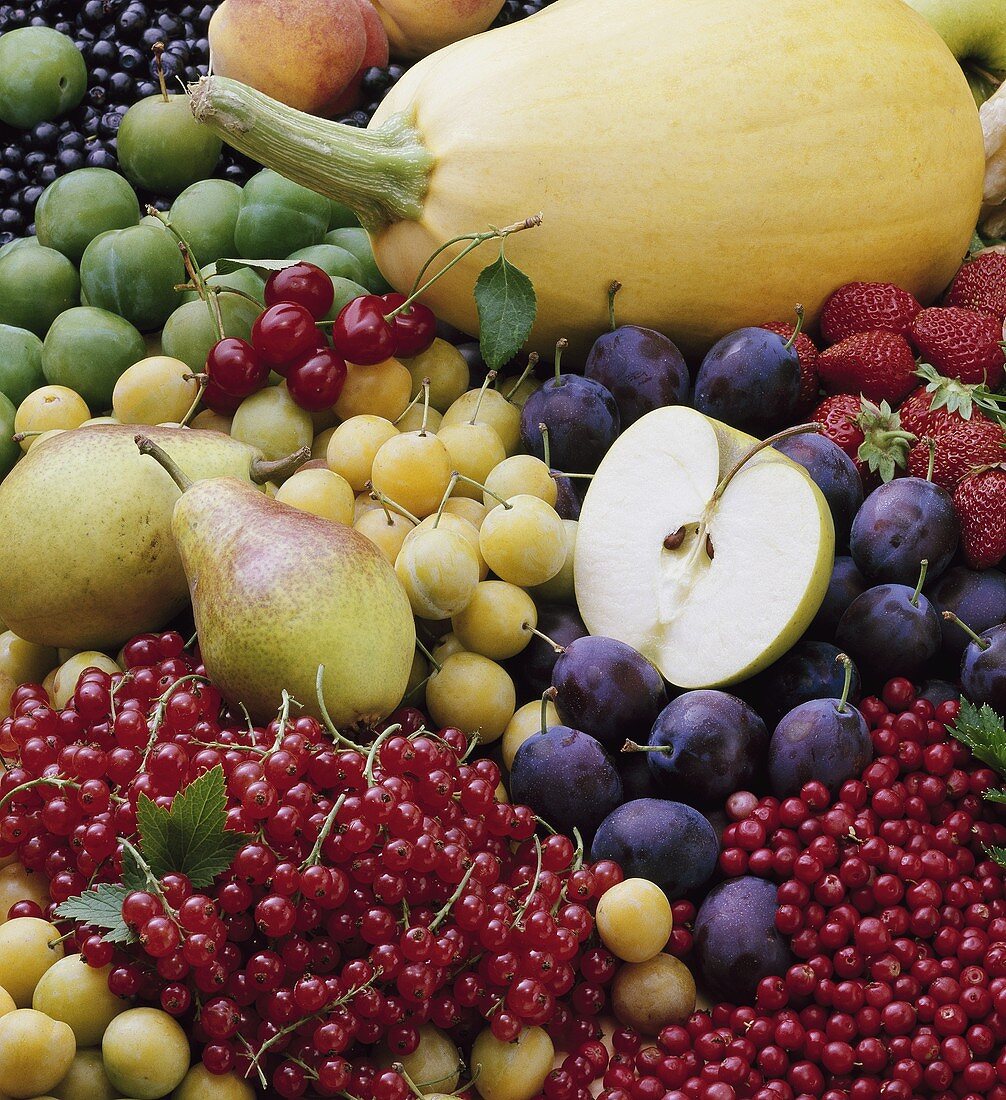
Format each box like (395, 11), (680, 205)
(202, 380), (244, 415)
(286, 348), (348, 411)
(206, 337), (269, 398)
(381, 293), (437, 358)
(251, 302), (319, 370)
(331, 295), (396, 365)
(264, 262), (335, 321)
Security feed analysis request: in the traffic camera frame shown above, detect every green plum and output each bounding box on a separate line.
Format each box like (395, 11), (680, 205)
(326, 277), (370, 321)
(0, 237), (40, 262)
(168, 179), (243, 267)
(160, 296), (261, 372)
(286, 244), (366, 285)
(0, 325), (46, 407)
(80, 225), (186, 333)
(0, 393), (19, 481)
(42, 306), (146, 411)
(328, 199), (360, 230)
(0, 28), (86, 129)
(324, 227), (391, 292)
(0, 244), (80, 337)
(35, 168), (141, 265)
(234, 170), (330, 260)
(116, 93), (222, 196)
(180, 264), (265, 307)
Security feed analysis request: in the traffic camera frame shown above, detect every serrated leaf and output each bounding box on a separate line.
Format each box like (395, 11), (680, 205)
(949, 697), (1006, 774)
(474, 254), (537, 372)
(137, 766), (250, 889)
(215, 257), (300, 278)
(55, 884), (133, 944)
(984, 787), (1006, 804)
(984, 844), (1006, 870)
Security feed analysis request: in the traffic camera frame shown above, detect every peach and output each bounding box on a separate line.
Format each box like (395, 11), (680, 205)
(370, 0), (506, 59)
(325, 0), (391, 113)
(209, 0), (367, 117)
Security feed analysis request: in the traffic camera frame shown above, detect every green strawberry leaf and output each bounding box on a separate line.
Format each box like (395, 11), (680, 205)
(136, 766), (250, 889)
(475, 251), (537, 373)
(54, 884), (134, 945)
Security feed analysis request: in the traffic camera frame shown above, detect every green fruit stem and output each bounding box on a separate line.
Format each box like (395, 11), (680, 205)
(539, 422), (551, 470)
(135, 434), (193, 492)
(943, 610), (993, 652)
(621, 739), (668, 754)
(835, 653), (853, 713)
(711, 422), (824, 503)
(503, 353), (538, 401)
(553, 338), (568, 386)
(523, 624), (564, 653)
(911, 558), (929, 607)
(608, 281), (622, 332)
(468, 371), (498, 425)
(540, 689), (550, 737)
(189, 75), (434, 231)
(783, 304), (805, 350)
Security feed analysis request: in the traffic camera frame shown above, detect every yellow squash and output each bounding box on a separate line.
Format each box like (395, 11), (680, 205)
(192, 0), (984, 356)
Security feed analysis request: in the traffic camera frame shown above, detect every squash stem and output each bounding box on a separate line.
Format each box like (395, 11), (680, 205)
(189, 76), (435, 231)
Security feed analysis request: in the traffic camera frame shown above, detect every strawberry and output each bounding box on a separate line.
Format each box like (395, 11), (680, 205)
(811, 394), (914, 484)
(817, 330), (918, 405)
(759, 321), (819, 412)
(908, 306), (1006, 388)
(898, 364), (1006, 438)
(819, 282), (921, 344)
(953, 464), (1006, 570)
(906, 417), (1006, 491)
(945, 250), (1006, 321)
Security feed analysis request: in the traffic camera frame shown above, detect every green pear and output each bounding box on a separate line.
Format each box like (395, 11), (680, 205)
(0, 424), (305, 649)
(137, 436), (416, 727)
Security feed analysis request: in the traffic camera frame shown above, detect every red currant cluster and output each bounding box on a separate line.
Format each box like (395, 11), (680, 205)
(607, 681), (1006, 1100)
(202, 262), (437, 418)
(0, 632), (626, 1099)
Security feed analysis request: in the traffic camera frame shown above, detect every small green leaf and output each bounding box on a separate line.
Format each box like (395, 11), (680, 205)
(474, 253), (537, 373)
(120, 843), (147, 893)
(949, 697), (1006, 774)
(969, 233), (987, 258)
(984, 787), (1006, 804)
(216, 257), (299, 278)
(55, 884), (133, 944)
(984, 843), (1006, 870)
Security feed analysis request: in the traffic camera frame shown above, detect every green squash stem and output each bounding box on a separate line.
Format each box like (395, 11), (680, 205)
(188, 76), (435, 231)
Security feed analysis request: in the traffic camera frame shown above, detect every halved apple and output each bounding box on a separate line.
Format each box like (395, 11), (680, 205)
(574, 407), (835, 689)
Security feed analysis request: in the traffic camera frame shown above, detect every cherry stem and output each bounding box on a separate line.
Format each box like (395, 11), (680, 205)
(835, 653), (853, 713)
(911, 559), (929, 607)
(553, 338), (568, 386)
(468, 370), (498, 425)
(523, 623), (564, 653)
(712, 422), (823, 503)
(608, 281), (622, 332)
(146, 206), (223, 342)
(179, 376), (207, 428)
(249, 448), (310, 485)
(453, 472), (511, 509)
(943, 610), (992, 651)
(135, 434), (193, 492)
(152, 41), (169, 102)
(365, 483), (421, 526)
(504, 353), (538, 402)
(314, 665), (367, 752)
(783, 304), (805, 350)
(539, 422), (551, 471)
(414, 637), (441, 673)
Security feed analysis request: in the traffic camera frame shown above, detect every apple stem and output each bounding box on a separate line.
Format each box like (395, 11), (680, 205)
(711, 422), (824, 503)
(783, 304), (805, 351)
(523, 622), (564, 654)
(365, 482), (421, 526)
(835, 653), (854, 713)
(942, 610), (992, 652)
(431, 472), (460, 529)
(414, 637), (442, 674)
(249, 448), (310, 485)
(539, 422), (551, 471)
(135, 435), (193, 492)
(152, 41), (169, 103)
(504, 354), (538, 402)
(925, 437), (936, 483)
(468, 370), (498, 426)
(911, 559), (929, 608)
(553, 338), (568, 386)
(621, 739), (669, 754)
(608, 281), (623, 332)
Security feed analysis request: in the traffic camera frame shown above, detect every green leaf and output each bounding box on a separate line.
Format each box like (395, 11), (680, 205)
(120, 843), (147, 893)
(474, 253), (537, 372)
(984, 844), (1006, 870)
(54, 884), (133, 945)
(949, 697), (1006, 775)
(136, 766), (250, 889)
(969, 232), (987, 258)
(215, 257), (300, 278)
(984, 787), (1006, 804)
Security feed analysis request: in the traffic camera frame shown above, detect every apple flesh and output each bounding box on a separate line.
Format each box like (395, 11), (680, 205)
(370, 0), (506, 60)
(573, 407), (835, 689)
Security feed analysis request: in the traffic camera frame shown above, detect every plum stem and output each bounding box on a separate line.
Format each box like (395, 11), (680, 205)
(835, 653), (853, 713)
(414, 637), (442, 674)
(468, 370), (498, 426)
(454, 471), (512, 509)
(711, 423), (823, 503)
(431, 472), (459, 530)
(503, 353), (538, 402)
(152, 42), (169, 102)
(523, 624), (564, 654)
(608, 281), (622, 332)
(942, 610), (992, 651)
(539, 422), (551, 471)
(621, 739), (669, 754)
(365, 482), (421, 526)
(393, 377), (430, 429)
(924, 437), (936, 483)
(783, 304), (805, 351)
(911, 559), (929, 608)
(553, 338), (568, 386)
(540, 690), (551, 737)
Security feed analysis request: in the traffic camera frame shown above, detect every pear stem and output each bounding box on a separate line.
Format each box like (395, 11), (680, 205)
(523, 623), (564, 654)
(135, 435), (193, 492)
(712, 423), (823, 503)
(249, 448), (310, 485)
(468, 370), (498, 425)
(910, 559), (929, 607)
(942, 610), (992, 651)
(608, 281), (622, 332)
(553, 338), (568, 386)
(539, 422), (551, 471)
(504, 354), (538, 402)
(835, 653), (854, 713)
(783, 304), (805, 351)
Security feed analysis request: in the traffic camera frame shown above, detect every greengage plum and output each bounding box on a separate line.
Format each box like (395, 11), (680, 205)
(551, 635), (666, 751)
(774, 433), (863, 549)
(591, 798), (719, 900)
(926, 566), (1006, 665)
(743, 640), (862, 729)
(639, 690), (768, 807)
(509, 726), (622, 841)
(694, 876), (792, 1002)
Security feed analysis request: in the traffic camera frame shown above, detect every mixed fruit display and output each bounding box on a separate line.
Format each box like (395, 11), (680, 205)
(1, 0), (1006, 1098)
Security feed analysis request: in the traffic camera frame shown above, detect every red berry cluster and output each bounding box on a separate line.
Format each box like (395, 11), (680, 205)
(203, 262), (437, 418)
(619, 680), (1006, 1100)
(0, 632), (627, 1099)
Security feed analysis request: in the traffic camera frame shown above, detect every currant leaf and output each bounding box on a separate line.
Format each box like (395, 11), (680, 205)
(54, 884), (134, 945)
(949, 697), (1006, 776)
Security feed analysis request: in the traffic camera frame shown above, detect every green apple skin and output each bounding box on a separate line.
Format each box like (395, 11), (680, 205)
(903, 0), (1006, 102)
